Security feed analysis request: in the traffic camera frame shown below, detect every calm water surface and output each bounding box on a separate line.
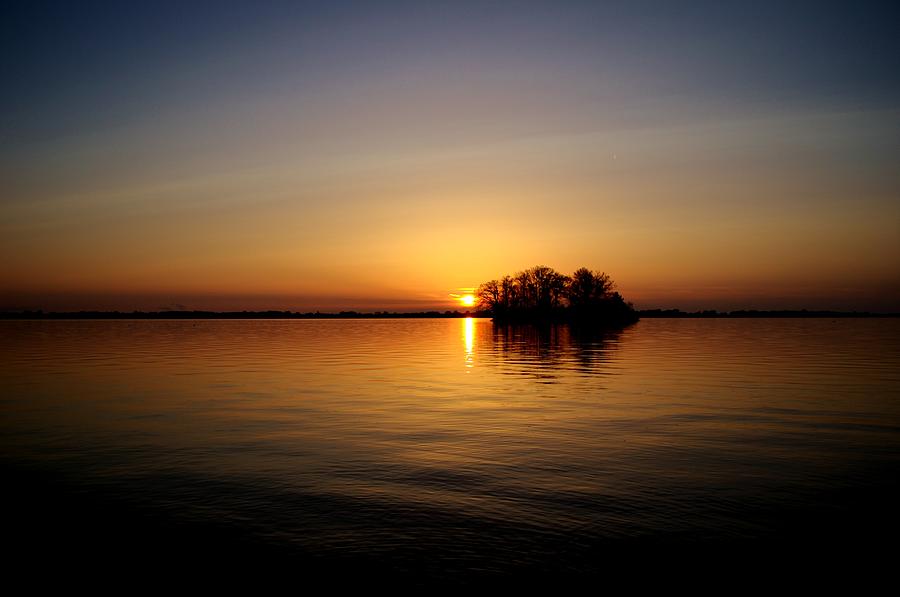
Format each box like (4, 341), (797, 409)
(2, 318), (899, 582)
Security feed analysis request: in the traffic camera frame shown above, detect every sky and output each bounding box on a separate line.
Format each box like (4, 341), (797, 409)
(2, 0), (899, 312)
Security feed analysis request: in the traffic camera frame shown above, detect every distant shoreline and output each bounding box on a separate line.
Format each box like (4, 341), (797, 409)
(636, 309), (900, 318)
(1, 309), (897, 320)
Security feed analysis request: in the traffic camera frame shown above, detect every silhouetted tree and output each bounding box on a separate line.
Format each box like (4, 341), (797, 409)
(477, 279), (501, 314)
(567, 268), (614, 316)
(531, 265), (568, 310)
(500, 275), (514, 313)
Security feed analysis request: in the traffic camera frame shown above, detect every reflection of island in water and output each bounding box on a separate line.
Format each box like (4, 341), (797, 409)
(473, 320), (627, 381)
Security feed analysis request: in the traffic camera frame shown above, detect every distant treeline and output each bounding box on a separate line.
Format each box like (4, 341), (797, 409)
(637, 309), (899, 318)
(0, 310), (483, 320)
(2, 308), (896, 320)
(477, 265), (638, 325)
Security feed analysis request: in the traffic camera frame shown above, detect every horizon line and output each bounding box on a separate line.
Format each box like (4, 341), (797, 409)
(2, 308), (898, 319)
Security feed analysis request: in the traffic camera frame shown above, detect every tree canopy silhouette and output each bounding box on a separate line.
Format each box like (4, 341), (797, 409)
(477, 265), (637, 325)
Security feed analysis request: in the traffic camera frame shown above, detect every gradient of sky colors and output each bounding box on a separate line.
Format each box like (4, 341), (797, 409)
(3, 1), (899, 311)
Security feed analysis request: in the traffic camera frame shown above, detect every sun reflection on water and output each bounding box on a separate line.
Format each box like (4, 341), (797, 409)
(463, 317), (474, 369)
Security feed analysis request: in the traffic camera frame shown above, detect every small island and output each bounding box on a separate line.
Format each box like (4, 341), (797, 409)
(476, 265), (639, 326)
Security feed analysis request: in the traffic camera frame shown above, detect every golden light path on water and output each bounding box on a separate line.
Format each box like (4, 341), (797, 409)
(463, 317), (474, 369)
(1, 319), (899, 579)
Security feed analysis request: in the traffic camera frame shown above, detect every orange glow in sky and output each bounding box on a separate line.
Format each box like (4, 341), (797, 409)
(2, 4), (899, 313)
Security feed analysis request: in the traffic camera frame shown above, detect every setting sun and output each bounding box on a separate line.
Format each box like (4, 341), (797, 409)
(460, 295), (476, 307)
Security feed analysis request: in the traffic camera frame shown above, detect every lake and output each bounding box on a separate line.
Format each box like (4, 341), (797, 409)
(2, 318), (899, 585)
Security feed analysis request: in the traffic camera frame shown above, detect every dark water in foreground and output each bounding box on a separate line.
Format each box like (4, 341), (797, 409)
(2, 318), (899, 585)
